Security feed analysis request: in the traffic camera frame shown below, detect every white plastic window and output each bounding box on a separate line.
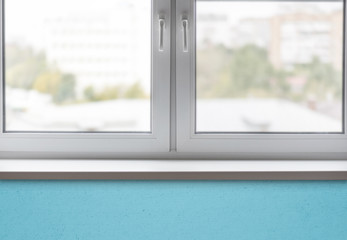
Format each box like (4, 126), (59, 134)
(1, 0), (346, 160)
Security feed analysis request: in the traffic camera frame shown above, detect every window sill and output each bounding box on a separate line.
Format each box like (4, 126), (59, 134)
(0, 160), (347, 180)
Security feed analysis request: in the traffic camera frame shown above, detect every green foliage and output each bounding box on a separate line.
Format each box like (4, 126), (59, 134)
(83, 82), (147, 102)
(33, 72), (61, 94)
(83, 86), (120, 102)
(196, 45), (232, 98)
(6, 44), (77, 104)
(124, 82), (147, 99)
(197, 44), (342, 102)
(83, 86), (97, 102)
(294, 57), (342, 100)
(96, 86), (120, 101)
(198, 44), (276, 98)
(229, 45), (274, 93)
(52, 74), (76, 104)
(32, 72), (76, 104)
(6, 45), (47, 89)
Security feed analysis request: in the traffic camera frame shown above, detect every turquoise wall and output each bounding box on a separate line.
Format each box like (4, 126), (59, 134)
(1, 181), (347, 240)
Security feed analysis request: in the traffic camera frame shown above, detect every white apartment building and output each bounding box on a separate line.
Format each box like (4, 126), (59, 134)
(42, 1), (151, 97)
(270, 11), (343, 70)
(197, 8), (343, 70)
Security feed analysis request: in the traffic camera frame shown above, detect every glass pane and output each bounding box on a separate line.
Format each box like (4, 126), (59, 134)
(5, 0), (151, 132)
(196, 1), (344, 133)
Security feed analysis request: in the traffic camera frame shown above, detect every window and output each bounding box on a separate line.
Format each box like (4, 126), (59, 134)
(176, 0), (347, 157)
(1, 0), (171, 153)
(6, 0), (153, 133)
(1, 0), (347, 177)
(195, 1), (343, 133)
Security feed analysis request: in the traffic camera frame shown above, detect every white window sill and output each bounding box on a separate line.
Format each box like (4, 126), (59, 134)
(1, 160), (347, 180)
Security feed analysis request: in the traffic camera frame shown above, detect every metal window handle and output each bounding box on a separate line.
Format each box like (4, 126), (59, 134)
(159, 18), (165, 51)
(182, 19), (188, 52)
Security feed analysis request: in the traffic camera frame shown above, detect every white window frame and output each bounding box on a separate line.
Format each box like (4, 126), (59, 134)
(0, 0), (171, 153)
(1, 0), (347, 180)
(176, 0), (347, 157)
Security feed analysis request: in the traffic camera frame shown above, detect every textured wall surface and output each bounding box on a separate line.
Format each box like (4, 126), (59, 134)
(1, 181), (347, 240)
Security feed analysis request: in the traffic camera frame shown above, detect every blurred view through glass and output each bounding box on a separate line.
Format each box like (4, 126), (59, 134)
(196, 1), (344, 132)
(5, 0), (151, 132)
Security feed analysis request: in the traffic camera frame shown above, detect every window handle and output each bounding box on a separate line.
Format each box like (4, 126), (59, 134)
(159, 18), (165, 51)
(182, 19), (188, 52)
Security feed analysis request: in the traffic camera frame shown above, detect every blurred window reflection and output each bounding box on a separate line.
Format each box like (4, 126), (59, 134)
(5, 0), (151, 132)
(196, 1), (344, 132)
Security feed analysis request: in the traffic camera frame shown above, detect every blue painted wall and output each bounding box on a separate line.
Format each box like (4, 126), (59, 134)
(1, 181), (347, 240)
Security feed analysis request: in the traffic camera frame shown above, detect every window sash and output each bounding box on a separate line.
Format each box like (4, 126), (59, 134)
(0, 0), (171, 153)
(175, 0), (347, 154)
